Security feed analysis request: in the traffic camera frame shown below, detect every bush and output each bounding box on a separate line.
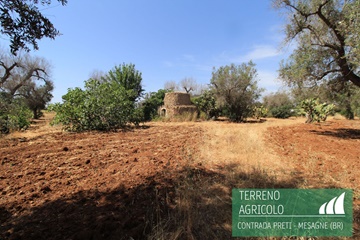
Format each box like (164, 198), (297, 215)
(263, 91), (294, 118)
(51, 63), (144, 131)
(0, 98), (32, 134)
(270, 105), (293, 119)
(253, 105), (268, 119)
(140, 89), (169, 121)
(300, 98), (335, 123)
(192, 90), (220, 120)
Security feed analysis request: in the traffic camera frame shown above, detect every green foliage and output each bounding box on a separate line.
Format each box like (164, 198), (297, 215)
(343, 0), (360, 67)
(275, 0), (360, 89)
(270, 105), (293, 119)
(0, 51), (54, 135)
(288, 79), (360, 119)
(51, 63), (144, 131)
(9, 102), (33, 130)
(210, 62), (263, 122)
(103, 63), (144, 102)
(20, 80), (54, 119)
(0, 0), (68, 54)
(140, 89), (169, 121)
(192, 90), (220, 120)
(324, 80), (358, 120)
(263, 91), (294, 119)
(300, 98), (335, 123)
(252, 105), (268, 119)
(0, 97), (32, 134)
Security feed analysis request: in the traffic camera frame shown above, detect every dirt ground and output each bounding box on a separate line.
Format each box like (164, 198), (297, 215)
(268, 118), (360, 236)
(1, 114), (360, 239)
(268, 118), (360, 192)
(0, 115), (204, 240)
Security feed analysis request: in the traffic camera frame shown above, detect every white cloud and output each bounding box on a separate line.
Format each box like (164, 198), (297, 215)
(268, 24), (286, 42)
(236, 45), (282, 63)
(257, 70), (282, 92)
(214, 44), (283, 65)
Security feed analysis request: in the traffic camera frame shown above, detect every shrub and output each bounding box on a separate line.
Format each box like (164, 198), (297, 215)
(263, 91), (294, 118)
(192, 90), (220, 120)
(270, 105), (293, 119)
(253, 105), (268, 119)
(140, 89), (169, 121)
(300, 98), (335, 123)
(51, 63), (144, 131)
(0, 98), (32, 134)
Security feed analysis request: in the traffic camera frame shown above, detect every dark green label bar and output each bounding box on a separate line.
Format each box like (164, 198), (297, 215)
(232, 189), (353, 237)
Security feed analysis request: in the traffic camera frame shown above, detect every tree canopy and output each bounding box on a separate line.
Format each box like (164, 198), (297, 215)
(0, 50), (51, 96)
(51, 63), (144, 131)
(210, 62), (263, 122)
(0, 50), (53, 132)
(275, 0), (360, 89)
(0, 0), (67, 54)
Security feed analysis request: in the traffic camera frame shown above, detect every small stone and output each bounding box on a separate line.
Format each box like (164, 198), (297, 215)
(85, 159), (90, 164)
(132, 148), (138, 153)
(63, 147), (69, 151)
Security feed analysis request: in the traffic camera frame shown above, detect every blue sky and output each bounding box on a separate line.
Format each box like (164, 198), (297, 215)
(3, 0), (293, 103)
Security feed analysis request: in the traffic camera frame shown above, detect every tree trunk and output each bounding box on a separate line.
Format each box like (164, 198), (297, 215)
(33, 108), (39, 119)
(345, 92), (354, 120)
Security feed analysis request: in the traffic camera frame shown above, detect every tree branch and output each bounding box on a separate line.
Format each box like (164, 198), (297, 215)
(0, 61), (18, 85)
(9, 67), (47, 96)
(316, 1), (346, 44)
(310, 68), (341, 80)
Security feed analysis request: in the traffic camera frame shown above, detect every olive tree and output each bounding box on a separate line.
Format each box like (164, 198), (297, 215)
(0, 50), (53, 132)
(180, 77), (197, 94)
(1, 51), (51, 97)
(274, 0), (360, 89)
(210, 62), (263, 122)
(19, 79), (54, 119)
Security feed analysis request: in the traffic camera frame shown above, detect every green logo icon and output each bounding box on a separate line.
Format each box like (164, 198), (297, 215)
(232, 189), (353, 237)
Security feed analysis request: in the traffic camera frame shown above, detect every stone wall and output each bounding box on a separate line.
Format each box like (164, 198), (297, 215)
(159, 92), (197, 118)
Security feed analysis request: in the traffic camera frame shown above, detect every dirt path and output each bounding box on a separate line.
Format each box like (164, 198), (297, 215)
(198, 118), (303, 178)
(4, 112), (62, 140)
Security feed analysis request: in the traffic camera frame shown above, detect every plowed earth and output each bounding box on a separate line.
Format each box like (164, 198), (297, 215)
(0, 120), (203, 240)
(268, 120), (360, 189)
(1, 116), (360, 239)
(268, 119), (360, 236)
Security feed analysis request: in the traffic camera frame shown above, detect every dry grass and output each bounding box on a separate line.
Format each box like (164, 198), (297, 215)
(198, 118), (303, 175)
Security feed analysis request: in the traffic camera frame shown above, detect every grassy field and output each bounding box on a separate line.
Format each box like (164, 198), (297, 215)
(1, 113), (359, 239)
